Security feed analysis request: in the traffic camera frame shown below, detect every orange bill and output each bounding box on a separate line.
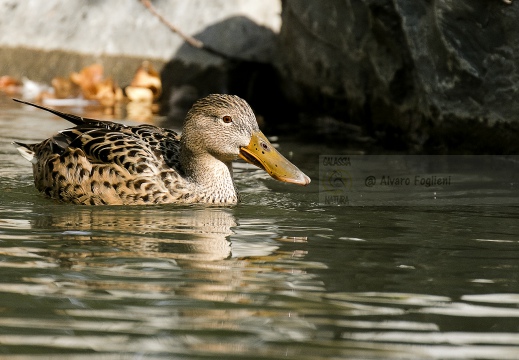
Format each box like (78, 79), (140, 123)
(239, 131), (311, 186)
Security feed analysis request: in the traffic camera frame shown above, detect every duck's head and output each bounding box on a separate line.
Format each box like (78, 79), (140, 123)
(181, 94), (310, 186)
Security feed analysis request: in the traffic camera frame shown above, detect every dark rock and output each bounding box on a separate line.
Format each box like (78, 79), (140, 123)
(276, 0), (519, 153)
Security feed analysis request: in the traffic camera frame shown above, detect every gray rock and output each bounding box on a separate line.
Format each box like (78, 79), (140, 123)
(0, 0), (281, 83)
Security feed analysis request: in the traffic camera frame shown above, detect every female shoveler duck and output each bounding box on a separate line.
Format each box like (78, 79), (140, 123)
(13, 94), (310, 205)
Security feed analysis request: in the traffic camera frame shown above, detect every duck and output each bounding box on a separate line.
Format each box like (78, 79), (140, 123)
(12, 94), (310, 205)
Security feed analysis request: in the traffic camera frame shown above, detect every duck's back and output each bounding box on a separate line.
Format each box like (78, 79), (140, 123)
(14, 104), (187, 205)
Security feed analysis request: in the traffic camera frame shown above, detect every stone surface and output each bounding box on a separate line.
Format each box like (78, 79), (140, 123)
(0, 0), (281, 82)
(0, 0), (280, 60)
(276, 0), (519, 152)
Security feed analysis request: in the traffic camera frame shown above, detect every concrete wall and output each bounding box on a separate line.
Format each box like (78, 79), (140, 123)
(0, 0), (281, 83)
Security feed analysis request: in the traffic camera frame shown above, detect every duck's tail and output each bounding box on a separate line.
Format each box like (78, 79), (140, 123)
(13, 98), (94, 126)
(12, 141), (38, 164)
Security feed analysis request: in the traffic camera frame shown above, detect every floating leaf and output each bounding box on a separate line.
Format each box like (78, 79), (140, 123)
(95, 78), (123, 107)
(130, 61), (162, 100)
(0, 75), (21, 94)
(125, 86), (154, 104)
(51, 77), (80, 99)
(70, 63), (105, 100)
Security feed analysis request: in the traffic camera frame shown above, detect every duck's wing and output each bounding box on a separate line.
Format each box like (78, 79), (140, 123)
(14, 99), (188, 204)
(14, 99), (182, 170)
(57, 124), (181, 171)
(125, 124), (181, 169)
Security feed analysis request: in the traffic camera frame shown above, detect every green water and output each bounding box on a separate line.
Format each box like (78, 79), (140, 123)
(1, 95), (519, 359)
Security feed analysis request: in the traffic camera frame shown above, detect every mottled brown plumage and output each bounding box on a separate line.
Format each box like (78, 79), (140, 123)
(13, 94), (310, 205)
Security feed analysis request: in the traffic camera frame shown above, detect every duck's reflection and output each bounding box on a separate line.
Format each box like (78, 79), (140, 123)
(24, 206), (322, 352)
(31, 206), (237, 261)
(28, 206), (313, 299)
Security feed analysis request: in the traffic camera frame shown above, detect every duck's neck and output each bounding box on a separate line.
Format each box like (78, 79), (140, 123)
(180, 150), (238, 204)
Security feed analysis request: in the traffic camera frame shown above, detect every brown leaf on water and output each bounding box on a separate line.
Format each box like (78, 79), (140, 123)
(130, 61), (162, 100)
(95, 78), (123, 107)
(51, 77), (80, 99)
(125, 86), (154, 104)
(70, 63), (105, 100)
(68, 64), (123, 107)
(0, 75), (21, 94)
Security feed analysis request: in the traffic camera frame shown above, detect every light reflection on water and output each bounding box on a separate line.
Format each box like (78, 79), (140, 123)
(0, 95), (519, 359)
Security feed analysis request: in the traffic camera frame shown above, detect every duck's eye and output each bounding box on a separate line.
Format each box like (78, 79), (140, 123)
(222, 115), (233, 124)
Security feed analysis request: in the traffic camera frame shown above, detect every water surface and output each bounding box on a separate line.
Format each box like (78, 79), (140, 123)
(1, 95), (519, 359)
